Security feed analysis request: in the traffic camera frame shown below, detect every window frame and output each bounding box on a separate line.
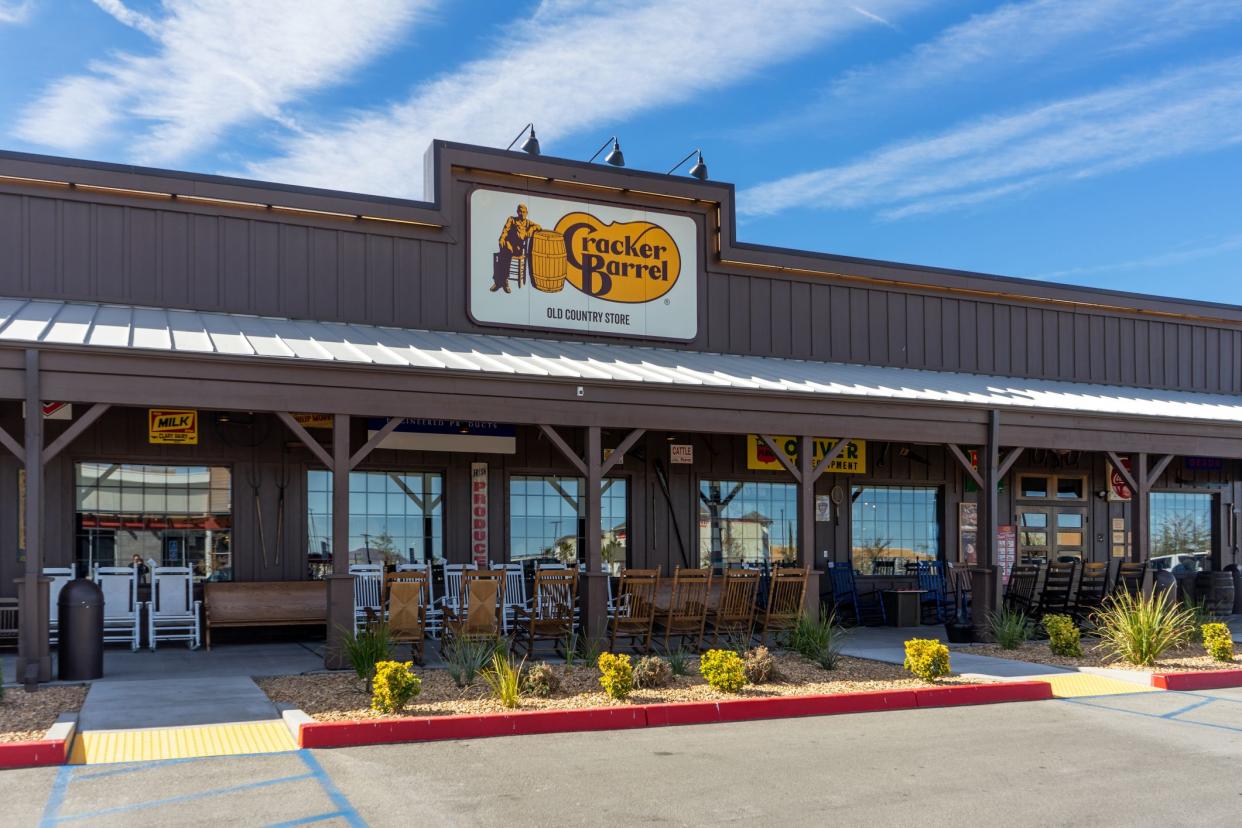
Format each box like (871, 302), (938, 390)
(695, 475), (801, 569)
(504, 470), (631, 567)
(848, 483), (944, 568)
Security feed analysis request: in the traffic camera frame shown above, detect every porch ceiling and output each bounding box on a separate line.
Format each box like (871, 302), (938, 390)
(1, 297), (1240, 431)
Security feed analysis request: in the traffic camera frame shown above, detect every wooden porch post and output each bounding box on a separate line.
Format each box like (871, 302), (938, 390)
(580, 425), (607, 641)
(1134, 452), (1150, 564)
(324, 413), (353, 669)
(17, 349), (51, 686)
(798, 435), (822, 617)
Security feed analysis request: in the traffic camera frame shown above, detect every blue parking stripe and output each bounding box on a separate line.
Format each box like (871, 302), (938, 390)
(44, 772), (314, 823)
(299, 752), (367, 828)
(266, 811), (350, 827)
(1159, 696), (1215, 719)
(38, 765), (74, 828)
(1060, 695), (1242, 734)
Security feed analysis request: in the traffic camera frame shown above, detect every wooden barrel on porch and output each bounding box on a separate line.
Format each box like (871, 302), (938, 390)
(530, 230), (567, 293)
(1193, 570), (1235, 617)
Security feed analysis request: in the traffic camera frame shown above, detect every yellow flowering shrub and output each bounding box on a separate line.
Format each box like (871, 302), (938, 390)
(371, 660), (422, 714)
(597, 653), (634, 700)
(1202, 623), (1234, 663)
(699, 649), (748, 693)
(1042, 614), (1082, 657)
(903, 638), (950, 682)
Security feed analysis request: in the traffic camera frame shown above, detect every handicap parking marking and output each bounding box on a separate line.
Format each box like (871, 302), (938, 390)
(1059, 690), (1242, 735)
(40, 751), (366, 827)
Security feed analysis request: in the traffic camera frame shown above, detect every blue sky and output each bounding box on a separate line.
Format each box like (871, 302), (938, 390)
(1, 0), (1240, 303)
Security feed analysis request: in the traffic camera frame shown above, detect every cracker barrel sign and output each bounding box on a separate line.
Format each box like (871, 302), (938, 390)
(469, 188), (698, 340)
(148, 409), (198, 445)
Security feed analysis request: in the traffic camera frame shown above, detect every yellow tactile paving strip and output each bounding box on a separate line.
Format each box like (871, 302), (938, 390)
(1035, 672), (1160, 699)
(69, 720), (297, 765)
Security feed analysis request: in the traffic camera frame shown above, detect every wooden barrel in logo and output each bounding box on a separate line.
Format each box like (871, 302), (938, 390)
(530, 230), (567, 293)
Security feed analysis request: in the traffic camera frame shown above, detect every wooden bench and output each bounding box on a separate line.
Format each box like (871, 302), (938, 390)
(203, 581), (327, 650)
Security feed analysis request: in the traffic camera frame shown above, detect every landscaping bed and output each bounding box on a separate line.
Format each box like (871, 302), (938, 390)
(259, 653), (991, 722)
(0, 685), (87, 743)
(956, 641), (1239, 673)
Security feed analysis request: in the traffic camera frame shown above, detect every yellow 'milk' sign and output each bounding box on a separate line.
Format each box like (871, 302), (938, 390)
(746, 435), (866, 474)
(149, 409), (198, 445)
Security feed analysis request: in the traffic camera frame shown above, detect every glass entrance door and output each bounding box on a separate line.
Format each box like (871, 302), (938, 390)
(1017, 506), (1087, 564)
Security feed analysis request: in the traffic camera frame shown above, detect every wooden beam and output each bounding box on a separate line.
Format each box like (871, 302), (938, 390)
(1105, 451), (1138, 493)
(0, 422), (21, 461)
(759, 434), (801, 482)
(1146, 453), (1175, 487)
(947, 443), (985, 489)
(332, 415), (350, 574)
(601, 428), (645, 476)
(276, 411), (334, 471)
(348, 416), (402, 470)
(539, 424), (588, 477)
(42, 402), (110, 465)
(809, 437), (852, 482)
(997, 446), (1024, 480)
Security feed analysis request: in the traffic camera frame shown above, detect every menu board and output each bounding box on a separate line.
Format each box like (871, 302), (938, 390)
(997, 525), (1017, 582)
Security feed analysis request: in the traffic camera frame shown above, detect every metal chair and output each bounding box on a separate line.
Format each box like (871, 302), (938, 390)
(609, 568), (660, 654)
(348, 563), (384, 634)
(95, 565), (140, 650)
(826, 562), (885, 626)
(147, 566), (201, 650)
(44, 565), (75, 646)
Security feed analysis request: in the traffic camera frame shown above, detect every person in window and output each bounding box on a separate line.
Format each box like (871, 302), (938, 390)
(130, 554), (149, 583)
(492, 203), (541, 293)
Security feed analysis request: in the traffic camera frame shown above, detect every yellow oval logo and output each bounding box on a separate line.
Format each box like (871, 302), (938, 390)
(554, 212), (681, 303)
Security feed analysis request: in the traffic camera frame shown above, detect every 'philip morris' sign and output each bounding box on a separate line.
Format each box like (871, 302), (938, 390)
(469, 188), (698, 340)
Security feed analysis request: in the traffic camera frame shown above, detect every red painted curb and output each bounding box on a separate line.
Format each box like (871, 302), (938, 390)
(0, 738), (68, 770)
(1151, 669), (1242, 691)
(914, 681), (1053, 708)
(297, 681), (1050, 749)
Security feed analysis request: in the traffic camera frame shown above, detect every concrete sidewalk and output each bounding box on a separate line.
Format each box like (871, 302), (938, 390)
(840, 625), (1076, 680)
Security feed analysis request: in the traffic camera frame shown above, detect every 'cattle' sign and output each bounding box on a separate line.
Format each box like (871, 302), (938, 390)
(148, 409), (198, 445)
(468, 188), (698, 341)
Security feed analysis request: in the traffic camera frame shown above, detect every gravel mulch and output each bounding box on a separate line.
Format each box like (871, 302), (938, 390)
(0, 685), (87, 744)
(258, 653), (989, 722)
(956, 641), (1241, 673)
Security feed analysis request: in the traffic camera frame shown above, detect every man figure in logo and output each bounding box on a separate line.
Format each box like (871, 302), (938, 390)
(492, 203), (541, 293)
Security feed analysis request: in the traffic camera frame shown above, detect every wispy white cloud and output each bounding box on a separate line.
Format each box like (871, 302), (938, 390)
(849, 6), (899, 30)
(0, 0), (34, 24)
(740, 56), (1242, 220)
(749, 0), (1242, 140)
(13, 0), (429, 163)
(243, 0), (931, 198)
(1037, 233), (1242, 281)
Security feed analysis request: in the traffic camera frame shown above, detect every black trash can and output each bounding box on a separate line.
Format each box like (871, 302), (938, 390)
(59, 578), (104, 681)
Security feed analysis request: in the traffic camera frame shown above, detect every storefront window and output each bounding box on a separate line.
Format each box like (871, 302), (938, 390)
(851, 486), (940, 570)
(698, 480), (798, 568)
(74, 464), (232, 580)
(307, 471), (444, 576)
(1150, 492), (1213, 573)
(508, 476), (627, 568)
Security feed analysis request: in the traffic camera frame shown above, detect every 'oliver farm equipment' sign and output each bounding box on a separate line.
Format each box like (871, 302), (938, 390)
(468, 187), (698, 341)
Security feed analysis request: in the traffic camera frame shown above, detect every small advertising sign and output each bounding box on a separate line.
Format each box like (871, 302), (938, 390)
(148, 409), (198, 445)
(815, 495), (832, 523)
(367, 419), (517, 454)
(997, 524), (1017, 582)
(293, 413), (332, 429)
(468, 188), (698, 341)
(20, 402), (72, 419)
(471, 463), (489, 567)
(669, 444), (694, 465)
(746, 435), (866, 474)
(1108, 456), (1133, 501)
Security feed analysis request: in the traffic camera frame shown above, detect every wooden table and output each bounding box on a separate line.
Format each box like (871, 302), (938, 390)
(882, 589), (926, 627)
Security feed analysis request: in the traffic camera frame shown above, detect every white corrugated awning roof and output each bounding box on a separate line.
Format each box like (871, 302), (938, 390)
(2, 296), (1241, 424)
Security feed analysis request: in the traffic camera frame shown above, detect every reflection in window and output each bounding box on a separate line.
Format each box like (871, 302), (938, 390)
(851, 486), (940, 571)
(698, 481), (798, 568)
(74, 464), (232, 580)
(507, 476), (628, 569)
(1150, 492), (1213, 574)
(307, 470), (444, 577)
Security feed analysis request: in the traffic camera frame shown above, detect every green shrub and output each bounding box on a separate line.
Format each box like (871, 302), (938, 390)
(370, 660), (421, 714)
(1092, 590), (1194, 667)
(520, 661), (560, 697)
(597, 653), (634, 700)
(786, 608), (846, 670)
(1187, 600), (1215, 642)
(1042, 614), (1082, 657)
(743, 646), (776, 684)
(564, 633), (605, 669)
(442, 635), (498, 688)
(342, 623), (392, 690)
(482, 652), (524, 709)
(664, 647), (691, 676)
(1201, 622), (1234, 663)
(633, 655), (673, 689)
(699, 649), (748, 693)
(988, 608), (1032, 649)
(903, 638), (951, 682)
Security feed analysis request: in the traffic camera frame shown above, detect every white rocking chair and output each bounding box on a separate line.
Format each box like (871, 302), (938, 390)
(147, 566), (201, 650)
(44, 565), (75, 646)
(349, 564), (384, 633)
(95, 565), (141, 650)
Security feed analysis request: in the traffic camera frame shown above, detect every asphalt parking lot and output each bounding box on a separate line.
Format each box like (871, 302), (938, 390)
(8, 688), (1242, 827)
